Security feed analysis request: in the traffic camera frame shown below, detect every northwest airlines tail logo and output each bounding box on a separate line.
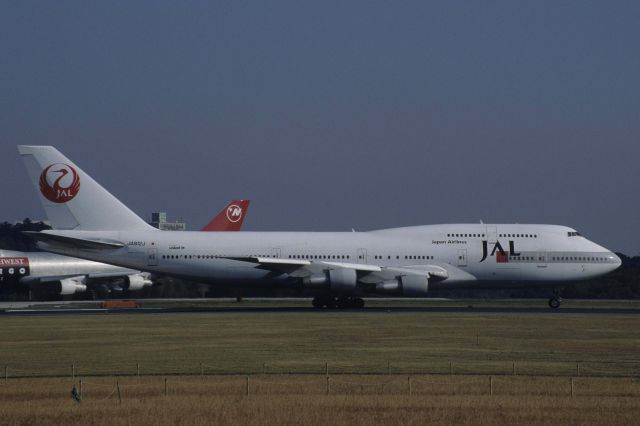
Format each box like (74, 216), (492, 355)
(39, 163), (81, 203)
(226, 205), (243, 223)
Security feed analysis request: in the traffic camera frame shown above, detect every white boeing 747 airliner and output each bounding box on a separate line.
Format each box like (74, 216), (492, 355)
(18, 146), (621, 309)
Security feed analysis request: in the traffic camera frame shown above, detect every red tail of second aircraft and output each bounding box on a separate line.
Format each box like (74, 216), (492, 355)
(202, 200), (250, 231)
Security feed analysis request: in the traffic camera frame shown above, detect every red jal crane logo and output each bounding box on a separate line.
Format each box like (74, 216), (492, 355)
(39, 163), (81, 203)
(226, 205), (243, 223)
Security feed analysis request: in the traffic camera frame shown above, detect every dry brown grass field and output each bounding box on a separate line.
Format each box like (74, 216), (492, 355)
(1, 311), (640, 424)
(1, 375), (640, 425)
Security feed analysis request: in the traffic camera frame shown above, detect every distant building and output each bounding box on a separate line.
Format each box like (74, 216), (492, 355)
(150, 212), (186, 231)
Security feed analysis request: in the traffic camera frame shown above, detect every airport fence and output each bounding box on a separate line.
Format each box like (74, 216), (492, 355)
(2, 358), (640, 380)
(3, 374), (640, 402)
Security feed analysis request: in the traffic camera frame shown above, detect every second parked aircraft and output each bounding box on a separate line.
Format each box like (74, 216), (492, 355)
(1, 199), (249, 298)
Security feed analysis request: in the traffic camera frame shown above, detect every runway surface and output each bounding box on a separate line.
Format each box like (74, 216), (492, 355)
(2, 306), (640, 316)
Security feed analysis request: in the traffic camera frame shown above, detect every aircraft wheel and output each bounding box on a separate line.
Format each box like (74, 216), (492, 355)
(312, 297), (324, 309)
(548, 297), (561, 309)
(334, 297), (365, 309)
(336, 296), (359, 309)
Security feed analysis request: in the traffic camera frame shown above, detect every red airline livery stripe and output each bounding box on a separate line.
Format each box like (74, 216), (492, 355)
(496, 251), (509, 263)
(0, 257), (30, 267)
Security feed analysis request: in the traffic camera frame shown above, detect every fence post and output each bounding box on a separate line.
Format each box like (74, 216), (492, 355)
(326, 376), (330, 395)
(449, 361), (453, 375)
(407, 376), (412, 395)
(79, 379), (82, 401)
(262, 362), (266, 375)
(576, 363), (580, 377)
(512, 362), (516, 376)
(137, 362), (140, 377)
(200, 363), (204, 376)
(245, 376), (250, 396)
(164, 378), (168, 396)
(570, 377), (574, 397)
(387, 360), (390, 375)
(325, 362), (329, 377)
(117, 380), (122, 404)
(4, 365), (7, 380)
(490, 376), (493, 396)
(72, 363), (75, 379)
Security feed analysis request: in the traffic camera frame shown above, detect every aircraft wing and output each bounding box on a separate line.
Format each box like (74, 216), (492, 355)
(226, 256), (311, 266)
(223, 256), (385, 271)
(22, 231), (125, 250)
(20, 270), (138, 284)
(20, 274), (87, 284)
(223, 256), (449, 281)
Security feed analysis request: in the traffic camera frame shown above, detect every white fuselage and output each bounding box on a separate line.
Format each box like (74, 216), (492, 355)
(38, 223), (621, 292)
(0, 249), (137, 283)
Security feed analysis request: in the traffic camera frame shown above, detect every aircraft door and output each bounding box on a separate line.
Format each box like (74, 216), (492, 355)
(357, 248), (367, 264)
(457, 249), (468, 267)
(486, 226), (497, 243)
(271, 248), (281, 259)
(147, 248), (158, 266)
(537, 250), (547, 267)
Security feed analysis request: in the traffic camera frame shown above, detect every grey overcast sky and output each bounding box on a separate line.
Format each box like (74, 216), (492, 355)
(2, 1), (639, 254)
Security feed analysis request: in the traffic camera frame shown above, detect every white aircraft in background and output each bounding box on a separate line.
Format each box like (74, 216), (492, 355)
(1, 199), (250, 298)
(18, 146), (621, 308)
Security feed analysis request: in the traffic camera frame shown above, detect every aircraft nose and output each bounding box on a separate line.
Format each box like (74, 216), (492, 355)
(607, 252), (622, 271)
(612, 252), (622, 265)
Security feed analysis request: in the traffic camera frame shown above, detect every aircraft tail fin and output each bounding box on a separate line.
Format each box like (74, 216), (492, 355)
(202, 199), (250, 231)
(18, 146), (154, 231)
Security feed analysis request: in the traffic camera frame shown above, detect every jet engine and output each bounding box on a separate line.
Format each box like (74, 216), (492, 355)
(373, 275), (429, 296)
(302, 274), (328, 289)
(302, 268), (358, 292)
(328, 268), (357, 292)
(375, 280), (400, 293)
(123, 274), (153, 291)
(400, 274), (429, 296)
(57, 278), (88, 295)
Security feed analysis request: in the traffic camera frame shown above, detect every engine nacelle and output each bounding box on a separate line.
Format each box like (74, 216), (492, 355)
(58, 278), (87, 295)
(329, 268), (357, 292)
(301, 269), (358, 292)
(302, 274), (328, 289)
(375, 280), (400, 293)
(401, 274), (429, 297)
(123, 274), (153, 291)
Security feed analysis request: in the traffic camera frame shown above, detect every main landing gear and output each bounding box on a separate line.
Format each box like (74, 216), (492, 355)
(312, 295), (365, 309)
(548, 288), (563, 309)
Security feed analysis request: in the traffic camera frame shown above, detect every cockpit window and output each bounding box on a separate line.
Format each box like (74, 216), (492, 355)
(567, 231), (582, 237)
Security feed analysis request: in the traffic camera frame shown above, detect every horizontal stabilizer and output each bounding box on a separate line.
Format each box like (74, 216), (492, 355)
(22, 231), (125, 250)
